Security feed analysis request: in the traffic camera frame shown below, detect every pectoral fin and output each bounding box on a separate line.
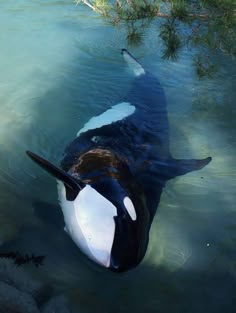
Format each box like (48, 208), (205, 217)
(26, 150), (84, 200)
(149, 156), (212, 180)
(171, 156), (212, 177)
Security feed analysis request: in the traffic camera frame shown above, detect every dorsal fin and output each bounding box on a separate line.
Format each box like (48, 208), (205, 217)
(26, 150), (84, 200)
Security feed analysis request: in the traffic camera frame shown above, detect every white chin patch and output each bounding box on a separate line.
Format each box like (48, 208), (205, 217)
(123, 196), (137, 221)
(58, 183), (117, 268)
(77, 102), (135, 136)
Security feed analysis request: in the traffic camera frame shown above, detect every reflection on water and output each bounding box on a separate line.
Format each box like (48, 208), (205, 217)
(0, 0), (236, 312)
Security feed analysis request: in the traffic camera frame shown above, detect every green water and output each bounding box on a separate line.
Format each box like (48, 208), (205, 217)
(0, 0), (236, 312)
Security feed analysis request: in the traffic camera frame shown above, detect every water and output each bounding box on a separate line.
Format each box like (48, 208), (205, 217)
(0, 0), (236, 312)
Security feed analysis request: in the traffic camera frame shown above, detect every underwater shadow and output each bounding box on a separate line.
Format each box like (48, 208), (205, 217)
(1, 206), (236, 313)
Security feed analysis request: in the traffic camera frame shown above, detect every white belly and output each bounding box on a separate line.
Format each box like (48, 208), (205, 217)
(57, 181), (117, 267)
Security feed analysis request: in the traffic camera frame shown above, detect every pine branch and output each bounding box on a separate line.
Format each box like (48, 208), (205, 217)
(77, 0), (236, 18)
(156, 12), (236, 19)
(76, 0), (104, 13)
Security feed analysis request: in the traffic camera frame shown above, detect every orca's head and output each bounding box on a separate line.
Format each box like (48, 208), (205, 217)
(26, 149), (150, 273)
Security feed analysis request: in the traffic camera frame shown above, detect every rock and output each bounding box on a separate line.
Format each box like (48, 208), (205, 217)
(0, 259), (52, 306)
(42, 295), (72, 313)
(0, 259), (73, 313)
(0, 281), (40, 313)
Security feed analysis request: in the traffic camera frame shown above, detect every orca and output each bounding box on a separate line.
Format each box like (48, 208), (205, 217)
(26, 49), (212, 273)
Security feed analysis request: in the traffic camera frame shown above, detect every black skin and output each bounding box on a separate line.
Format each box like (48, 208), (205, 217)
(59, 50), (211, 272)
(26, 49), (211, 273)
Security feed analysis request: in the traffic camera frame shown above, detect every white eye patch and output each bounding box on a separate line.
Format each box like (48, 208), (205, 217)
(124, 196), (137, 221)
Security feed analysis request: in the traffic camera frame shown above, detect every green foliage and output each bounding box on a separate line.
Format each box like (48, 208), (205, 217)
(171, 0), (190, 22)
(126, 25), (144, 46)
(193, 55), (219, 78)
(77, 0), (236, 78)
(160, 0), (236, 77)
(160, 21), (182, 60)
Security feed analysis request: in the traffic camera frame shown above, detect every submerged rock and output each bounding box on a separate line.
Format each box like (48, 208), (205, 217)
(0, 258), (52, 305)
(0, 281), (40, 313)
(0, 259), (72, 313)
(42, 296), (72, 313)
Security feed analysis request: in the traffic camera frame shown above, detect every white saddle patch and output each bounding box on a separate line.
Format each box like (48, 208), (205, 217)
(77, 102), (135, 136)
(58, 182), (117, 268)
